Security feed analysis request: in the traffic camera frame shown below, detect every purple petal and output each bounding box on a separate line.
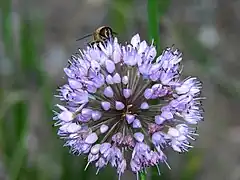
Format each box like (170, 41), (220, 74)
(100, 124), (109, 133)
(126, 114), (135, 124)
(176, 77), (201, 96)
(115, 101), (125, 110)
(81, 108), (92, 117)
(91, 144), (100, 154)
(131, 34), (140, 48)
(100, 143), (111, 154)
(155, 115), (165, 125)
(91, 60), (100, 72)
(170, 99), (179, 108)
(175, 84), (189, 94)
(86, 85), (97, 93)
(144, 88), (153, 99)
(130, 160), (140, 172)
(152, 132), (162, 145)
(172, 144), (182, 152)
(161, 110), (173, 120)
(168, 127), (180, 137)
(104, 86), (114, 98)
(92, 111), (102, 121)
(138, 40), (147, 54)
(68, 79), (82, 89)
(140, 102), (149, 109)
(147, 46), (157, 60)
(134, 132), (144, 142)
(64, 68), (75, 78)
(123, 89), (132, 98)
(58, 110), (74, 122)
(78, 114), (91, 122)
(124, 53), (138, 66)
(59, 123), (81, 133)
(122, 76), (128, 85)
(105, 60), (115, 73)
(176, 124), (188, 135)
(96, 158), (107, 169)
(69, 90), (89, 104)
(132, 119), (142, 128)
(101, 101), (111, 111)
(152, 83), (162, 91)
(106, 75), (113, 84)
(113, 73), (121, 83)
(85, 133), (98, 144)
(117, 159), (127, 174)
(81, 143), (91, 153)
(113, 45), (121, 63)
(112, 133), (123, 144)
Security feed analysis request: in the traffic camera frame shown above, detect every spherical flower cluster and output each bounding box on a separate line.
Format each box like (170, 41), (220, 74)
(53, 34), (204, 178)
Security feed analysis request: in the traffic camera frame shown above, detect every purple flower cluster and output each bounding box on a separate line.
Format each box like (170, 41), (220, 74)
(53, 34), (204, 178)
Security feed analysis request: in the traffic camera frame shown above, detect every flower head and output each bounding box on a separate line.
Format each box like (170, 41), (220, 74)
(53, 34), (204, 178)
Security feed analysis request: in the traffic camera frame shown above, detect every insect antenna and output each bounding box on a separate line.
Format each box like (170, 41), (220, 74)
(76, 33), (93, 41)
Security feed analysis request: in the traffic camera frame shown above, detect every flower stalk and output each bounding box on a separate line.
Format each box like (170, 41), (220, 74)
(139, 171), (146, 180)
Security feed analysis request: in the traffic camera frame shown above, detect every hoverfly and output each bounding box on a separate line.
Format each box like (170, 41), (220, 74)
(76, 26), (117, 47)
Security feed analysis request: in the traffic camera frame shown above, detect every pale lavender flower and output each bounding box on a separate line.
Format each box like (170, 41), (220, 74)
(53, 34), (204, 178)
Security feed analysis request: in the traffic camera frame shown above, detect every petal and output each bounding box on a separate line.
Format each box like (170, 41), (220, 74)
(104, 86), (114, 98)
(152, 132), (162, 145)
(115, 101), (125, 110)
(134, 132), (144, 142)
(123, 89), (132, 98)
(100, 124), (109, 134)
(101, 101), (111, 111)
(132, 119), (142, 128)
(144, 88), (153, 99)
(81, 108), (92, 117)
(126, 114), (135, 124)
(100, 143), (111, 154)
(68, 79), (82, 89)
(91, 144), (100, 154)
(155, 115), (165, 125)
(131, 34), (140, 48)
(161, 110), (173, 120)
(140, 102), (149, 110)
(122, 76), (129, 85)
(113, 73), (121, 83)
(168, 128), (180, 137)
(91, 60), (101, 72)
(92, 111), (102, 121)
(106, 75), (114, 84)
(113, 46), (121, 63)
(138, 40), (147, 54)
(58, 110), (74, 122)
(85, 133), (98, 144)
(105, 59), (115, 73)
(59, 123), (81, 133)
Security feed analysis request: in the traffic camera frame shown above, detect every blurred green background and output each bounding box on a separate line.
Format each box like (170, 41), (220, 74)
(1, 0), (240, 179)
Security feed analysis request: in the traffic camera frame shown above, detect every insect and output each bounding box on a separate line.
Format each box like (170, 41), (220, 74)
(76, 26), (117, 47)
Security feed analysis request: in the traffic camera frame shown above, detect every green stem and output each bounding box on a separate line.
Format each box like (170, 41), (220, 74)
(139, 171), (147, 180)
(147, 0), (160, 50)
